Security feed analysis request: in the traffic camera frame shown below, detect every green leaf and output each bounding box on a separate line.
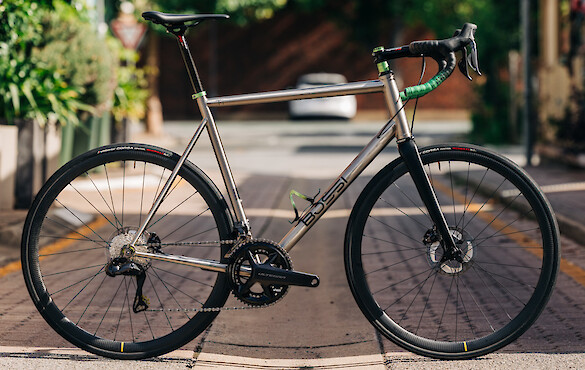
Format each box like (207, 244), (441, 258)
(8, 83), (20, 116)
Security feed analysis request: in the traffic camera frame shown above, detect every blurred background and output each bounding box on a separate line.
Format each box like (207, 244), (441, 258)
(0, 0), (580, 210)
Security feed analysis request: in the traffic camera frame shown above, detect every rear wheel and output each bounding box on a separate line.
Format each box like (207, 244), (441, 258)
(345, 144), (559, 359)
(22, 143), (234, 359)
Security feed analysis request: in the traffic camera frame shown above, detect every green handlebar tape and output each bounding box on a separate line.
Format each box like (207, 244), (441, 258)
(400, 69), (452, 100)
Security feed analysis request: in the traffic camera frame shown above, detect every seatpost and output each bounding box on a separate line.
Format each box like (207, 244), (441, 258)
(175, 31), (205, 95)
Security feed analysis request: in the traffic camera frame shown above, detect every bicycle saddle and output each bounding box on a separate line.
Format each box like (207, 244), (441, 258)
(142, 11), (229, 26)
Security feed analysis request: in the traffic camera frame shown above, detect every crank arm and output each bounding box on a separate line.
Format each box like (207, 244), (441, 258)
(134, 251), (252, 276)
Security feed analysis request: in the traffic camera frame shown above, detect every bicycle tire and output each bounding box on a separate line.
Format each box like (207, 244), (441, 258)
(345, 143), (559, 359)
(22, 143), (234, 359)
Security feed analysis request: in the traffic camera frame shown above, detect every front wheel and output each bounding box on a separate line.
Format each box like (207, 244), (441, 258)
(21, 143), (234, 359)
(345, 144), (559, 359)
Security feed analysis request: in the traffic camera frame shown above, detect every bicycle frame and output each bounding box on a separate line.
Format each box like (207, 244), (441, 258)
(131, 32), (453, 272)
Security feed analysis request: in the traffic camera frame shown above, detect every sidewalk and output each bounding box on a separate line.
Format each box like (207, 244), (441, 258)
(0, 208), (26, 268)
(1, 121), (585, 368)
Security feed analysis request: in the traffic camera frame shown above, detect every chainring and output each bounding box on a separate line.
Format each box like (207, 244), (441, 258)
(227, 239), (292, 307)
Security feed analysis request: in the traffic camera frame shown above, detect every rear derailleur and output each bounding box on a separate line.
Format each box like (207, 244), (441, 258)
(105, 233), (161, 313)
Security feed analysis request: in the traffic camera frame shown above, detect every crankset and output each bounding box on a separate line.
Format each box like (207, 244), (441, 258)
(227, 240), (319, 307)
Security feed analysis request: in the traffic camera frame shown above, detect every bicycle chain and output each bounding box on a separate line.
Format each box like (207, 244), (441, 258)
(141, 238), (280, 313)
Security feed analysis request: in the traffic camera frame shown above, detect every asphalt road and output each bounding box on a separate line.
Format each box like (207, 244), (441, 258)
(1, 120), (585, 368)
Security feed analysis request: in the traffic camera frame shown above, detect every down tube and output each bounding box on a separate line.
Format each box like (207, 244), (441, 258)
(279, 122), (397, 252)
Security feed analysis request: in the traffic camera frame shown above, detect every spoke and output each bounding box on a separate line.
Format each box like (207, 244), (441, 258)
(151, 265), (214, 288)
(121, 161), (126, 227)
(94, 277), (126, 336)
(150, 269), (206, 308)
(462, 175), (508, 230)
(372, 265), (434, 295)
(449, 161), (457, 226)
(150, 268), (192, 320)
(139, 161), (146, 228)
(472, 264), (513, 321)
(43, 263), (105, 278)
(54, 199), (111, 248)
(455, 276), (477, 338)
(75, 273), (108, 326)
(86, 169), (122, 228)
(129, 278), (156, 340)
(362, 234), (426, 253)
(472, 190), (523, 242)
(39, 233), (105, 245)
(476, 260), (541, 270)
(415, 271), (439, 335)
(459, 275), (496, 333)
(366, 251), (428, 277)
(390, 181), (432, 223)
(477, 243), (542, 250)
(458, 161), (472, 229)
(473, 209), (537, 248)
(49, 265), (106, 296)
(473, 226), (540, 244)
(155, 204), (207, 239)
(148, 186), (198, 229)
(60, 265), (106, 311)
(368, 215), (424, 245)
(459, 167), (489, 229)
(173, 226), (219, 244)
(146, 272), (176, 330)
(103, 165), (121, 228)
(382, 268), (434, 311)
(43, 216), (109, 249)
(377, 195), (430, 231)
(67, 182), (118, 229)
(152, 167), (167, 207)
(39, 245), (104, 257)
(435, 275), (456, 340)
(394, 268), (436, 325)
(474, 262), (534, 303)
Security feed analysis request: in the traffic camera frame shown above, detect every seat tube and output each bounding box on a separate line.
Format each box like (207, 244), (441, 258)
(176, 32), (251, 236)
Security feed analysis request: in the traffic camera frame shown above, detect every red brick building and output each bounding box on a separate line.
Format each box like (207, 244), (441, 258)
(155, 12), (475, 120)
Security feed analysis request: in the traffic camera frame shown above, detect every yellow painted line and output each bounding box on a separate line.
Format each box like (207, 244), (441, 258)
(463, 341), (468, 352)
(121, 342), (124, 353)
(0, 216), (108, 279)
(433, 179), (585, 287)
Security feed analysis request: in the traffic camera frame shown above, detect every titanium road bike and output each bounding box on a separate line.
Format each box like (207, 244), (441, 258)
(21, 11), (560, 360)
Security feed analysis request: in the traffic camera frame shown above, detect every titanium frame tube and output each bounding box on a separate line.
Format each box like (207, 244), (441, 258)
(279, 73), (404, 252)
(197, 95), (250, 233)
(206, 80), (384, 107)
(130, 118), (208, 247)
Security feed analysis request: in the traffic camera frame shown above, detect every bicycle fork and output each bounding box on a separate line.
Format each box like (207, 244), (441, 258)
(380, 70), (459, 255)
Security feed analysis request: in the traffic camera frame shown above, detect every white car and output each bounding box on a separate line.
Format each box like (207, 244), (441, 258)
(288, 73), (357, 120)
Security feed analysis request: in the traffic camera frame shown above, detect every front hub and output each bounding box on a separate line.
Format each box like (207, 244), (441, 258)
(424, 226), (475, 275)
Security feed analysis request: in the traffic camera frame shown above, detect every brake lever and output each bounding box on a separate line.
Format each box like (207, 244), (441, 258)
(458, 47), (472, 81)
(468, 39), (481, 75)
(457, 40), (482, 80)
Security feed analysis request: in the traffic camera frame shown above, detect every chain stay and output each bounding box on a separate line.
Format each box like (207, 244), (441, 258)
(140, 238), (276, 312)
